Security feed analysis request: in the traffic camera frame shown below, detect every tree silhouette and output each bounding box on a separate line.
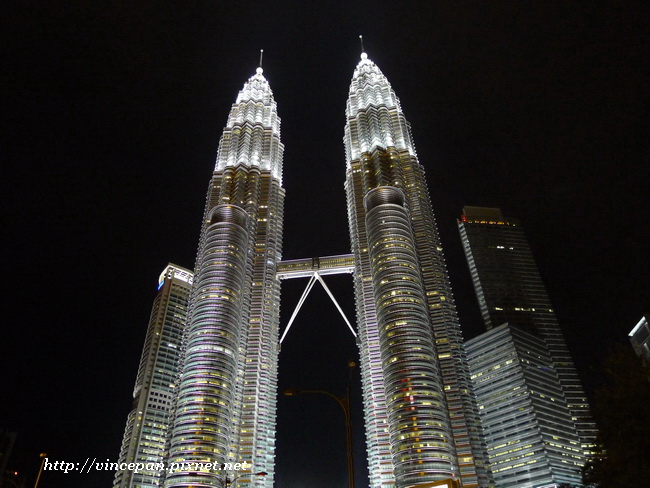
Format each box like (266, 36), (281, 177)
(582, 345), (650, 487)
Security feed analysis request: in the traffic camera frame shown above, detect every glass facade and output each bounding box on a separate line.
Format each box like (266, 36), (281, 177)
(114, 264), (193, 488)
(466, 324), (583, 487)
(345, 53), (491, 488)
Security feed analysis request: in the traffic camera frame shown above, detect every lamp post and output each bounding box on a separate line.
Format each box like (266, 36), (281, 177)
(284, 360), (356, 488)
(217, 470), (268, 487)
(33, 453), (47, 488)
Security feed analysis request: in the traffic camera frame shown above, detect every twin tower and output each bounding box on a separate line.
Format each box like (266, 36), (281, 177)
(158, 53), (491, 488)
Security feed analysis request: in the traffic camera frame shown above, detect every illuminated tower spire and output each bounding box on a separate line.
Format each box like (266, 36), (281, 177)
(344, 52), (492, 488)
(164, 66), (284, 488)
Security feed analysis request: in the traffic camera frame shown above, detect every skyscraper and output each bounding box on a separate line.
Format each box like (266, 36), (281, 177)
(344, 53), (491, 488)
(114, 264), (193, 488)
(465, 324), (583, 487)
(458, 206), (597, 475)
(122, 54), (495, 488)
(163, 66), (285, 488)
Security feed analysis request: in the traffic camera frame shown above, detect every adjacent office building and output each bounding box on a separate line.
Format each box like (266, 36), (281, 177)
(629, 315), (650, 364)
(466, 325), (583, 487)
(459, 206), (596, 486)
(114, 264), (193, 488)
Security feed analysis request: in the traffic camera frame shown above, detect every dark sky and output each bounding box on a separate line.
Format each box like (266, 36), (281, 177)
(2, 2), (648, 487)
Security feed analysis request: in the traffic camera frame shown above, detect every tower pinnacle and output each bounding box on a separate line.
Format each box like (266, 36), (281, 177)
(216, 64), (283, 181)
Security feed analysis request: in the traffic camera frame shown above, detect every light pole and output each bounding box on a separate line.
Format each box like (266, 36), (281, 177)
(217, 470), (268, 487)
(284, 360), (356, 488)
(33, 453), (47, 488)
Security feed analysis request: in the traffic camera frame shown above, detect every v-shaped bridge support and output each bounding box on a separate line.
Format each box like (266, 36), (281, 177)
(277, 254), (356, 344)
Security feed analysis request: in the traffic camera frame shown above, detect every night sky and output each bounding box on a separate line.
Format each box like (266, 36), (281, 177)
(2, 2), (648, 488)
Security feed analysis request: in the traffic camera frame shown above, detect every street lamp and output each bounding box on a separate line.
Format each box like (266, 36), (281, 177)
(283, 360), (356, 488)
(217, 470), (268, 487)
(33, 453), (47, 488)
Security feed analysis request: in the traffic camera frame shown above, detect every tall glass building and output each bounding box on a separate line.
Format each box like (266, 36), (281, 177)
(114, 264), (193, 488)
(344, 53), (491, 488)
(465, 324), (583, 487)
(162, 66), (285, 488)
(458, 206), (597, 482)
